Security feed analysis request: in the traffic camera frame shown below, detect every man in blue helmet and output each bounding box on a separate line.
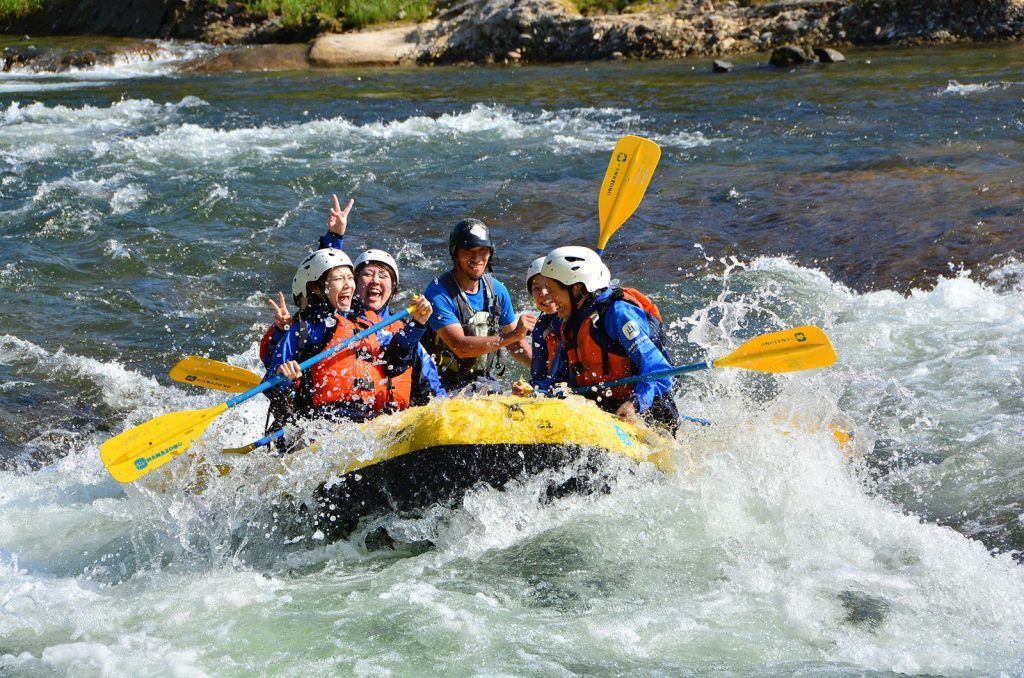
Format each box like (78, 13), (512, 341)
(422, 218), (536, 392)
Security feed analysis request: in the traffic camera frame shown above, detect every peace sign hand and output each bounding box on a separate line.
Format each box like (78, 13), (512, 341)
(327, 194), (354, 236)
(267, 291), (293, 330)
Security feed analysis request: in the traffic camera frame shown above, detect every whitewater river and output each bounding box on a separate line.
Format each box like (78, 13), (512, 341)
(1, 39), (1022, 676)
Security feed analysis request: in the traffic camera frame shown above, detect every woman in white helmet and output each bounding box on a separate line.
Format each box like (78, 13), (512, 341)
(541, 246), (678, 429)
(352, 248), (447, 408)
(262, 248), (433, 424)
(512, 257), (569, 395)
(259, 246), (358, 368)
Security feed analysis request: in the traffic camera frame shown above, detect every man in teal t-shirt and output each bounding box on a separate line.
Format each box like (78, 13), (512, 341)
(422, 219), (535, 392)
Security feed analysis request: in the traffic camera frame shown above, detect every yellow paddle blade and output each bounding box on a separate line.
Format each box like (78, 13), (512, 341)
(100, 403), (228, 483)
(597, 135), (661, 252)
(169, 356), (262, 393)
(713, 326), (836, 373)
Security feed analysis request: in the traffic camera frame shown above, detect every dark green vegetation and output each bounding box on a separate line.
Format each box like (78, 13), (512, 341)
(0, 0), (42, 18)
(0, 0), (671, 31)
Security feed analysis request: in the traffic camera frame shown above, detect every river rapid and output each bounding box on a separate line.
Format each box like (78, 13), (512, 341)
(1, 40), (1023, 676)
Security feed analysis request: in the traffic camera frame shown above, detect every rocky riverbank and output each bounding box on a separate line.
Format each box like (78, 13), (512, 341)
(3, 0), (1023, 73)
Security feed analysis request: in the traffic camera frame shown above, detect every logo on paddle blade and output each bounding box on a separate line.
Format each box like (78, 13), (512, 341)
(795, 331), (806, 342)
(133, 441), (184, 470)
(616, 152), (628, 162)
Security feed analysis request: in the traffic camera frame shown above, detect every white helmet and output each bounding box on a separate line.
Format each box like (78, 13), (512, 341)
(353, 249), (400, 288)
(525, 256), (545, 292)
(292, 248), (353, 299)
(541, 246), (610, 293)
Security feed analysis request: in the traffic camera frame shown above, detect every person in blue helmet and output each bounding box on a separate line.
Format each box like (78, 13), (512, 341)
(422, 218), (535, 393)
(541, 245), (679, 430)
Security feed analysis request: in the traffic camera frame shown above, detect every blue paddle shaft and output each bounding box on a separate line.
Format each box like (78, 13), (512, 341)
(572, 360), (711, 393)
(224, 308), (411, 408)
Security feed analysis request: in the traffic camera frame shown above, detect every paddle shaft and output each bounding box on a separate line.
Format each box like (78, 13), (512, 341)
(222, 428), (286, 455)
(570, 361), (709, 394)
(562, 325), (835, 396)
(223, 307), (412, 410)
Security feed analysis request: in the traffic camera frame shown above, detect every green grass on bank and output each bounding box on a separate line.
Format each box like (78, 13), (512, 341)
(230, 0), (434, 29)
(231, 0), (682, 27)
(0, 0), (44, 18)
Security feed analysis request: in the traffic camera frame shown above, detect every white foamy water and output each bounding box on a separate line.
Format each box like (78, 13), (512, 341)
(0, 98), (717, 171)
(940, 79), (1024, 96)
(0, 40), (218, 89)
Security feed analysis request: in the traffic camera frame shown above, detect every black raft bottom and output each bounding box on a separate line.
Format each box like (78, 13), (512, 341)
(310, 444), (628, 542)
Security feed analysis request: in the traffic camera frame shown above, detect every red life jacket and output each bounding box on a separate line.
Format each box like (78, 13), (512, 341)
(309, 314), (390, 412)
(564, 288), (664, 405)
(259, 324), (276, 364)
(386, 366), (412, 411)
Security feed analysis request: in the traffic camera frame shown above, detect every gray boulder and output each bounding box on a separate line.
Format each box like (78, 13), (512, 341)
(769, 44), (818, 67)
(813, 46), (846, 62)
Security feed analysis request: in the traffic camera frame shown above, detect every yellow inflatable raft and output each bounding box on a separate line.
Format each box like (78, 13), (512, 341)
(305, 395), (676, 539)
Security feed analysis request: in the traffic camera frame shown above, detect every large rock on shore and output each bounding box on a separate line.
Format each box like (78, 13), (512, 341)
(2, 40), (165, 72)
(308, 22), (430, 66)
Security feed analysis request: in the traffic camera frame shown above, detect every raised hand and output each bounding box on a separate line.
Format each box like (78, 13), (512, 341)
(409, 295), (433, 325)
(514, 312), (538, 339)
(267, 291), (293, 330)
(327, 194), (354, 236)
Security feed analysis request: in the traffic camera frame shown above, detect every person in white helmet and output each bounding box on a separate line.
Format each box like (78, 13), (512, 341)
(541, 246), (678, 429)
(422, 218), (536, 392)
(512, 257), (568, 395)
(351, 248), (447, 407)
(304, 194), (448, 406)
(259, 248), (356, 368)
(262, 248), (433, 424)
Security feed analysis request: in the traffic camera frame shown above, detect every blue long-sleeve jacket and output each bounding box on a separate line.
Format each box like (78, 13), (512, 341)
(529, 314), (569, 390)
(568, 288), (674, 412)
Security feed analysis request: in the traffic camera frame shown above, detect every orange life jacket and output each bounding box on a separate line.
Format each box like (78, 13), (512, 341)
(564, 288), (664, 405)
(309, 314), (390, 412)
(370, 311), (416, 412)
(374, 313), (413, 413)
